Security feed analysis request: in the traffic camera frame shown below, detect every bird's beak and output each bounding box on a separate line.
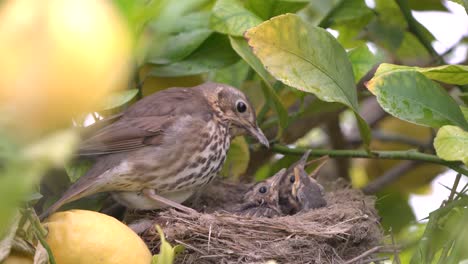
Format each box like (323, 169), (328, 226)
(292, 167), (301, 198)
(245, 122), (269, 147)
(270, 168), (286, 191)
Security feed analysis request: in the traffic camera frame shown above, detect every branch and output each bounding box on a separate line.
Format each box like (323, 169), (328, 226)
(362, 160), (422, 194)
(271, 144), (468, 176)
(326, 115), (350, 179)
(343, 245), (385, 264)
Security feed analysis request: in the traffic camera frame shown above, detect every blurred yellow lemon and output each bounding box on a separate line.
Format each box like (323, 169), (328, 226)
(0, 0), (131, 137)
(2, 253), (33, 264)
(44, 210), (151, 264)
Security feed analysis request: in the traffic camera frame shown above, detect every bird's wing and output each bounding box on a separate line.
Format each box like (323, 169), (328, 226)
(78, 116), (172, 155)
(78, 87), (211, 156)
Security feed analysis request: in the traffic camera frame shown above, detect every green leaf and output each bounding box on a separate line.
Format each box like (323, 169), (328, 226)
(149, 34), (239, 77)
(347, 44), (381, 83)
(244, 0), (309, 20)
(375, 190), (415, 233)
(245, 13), (371, 144)
(395, 32), (431, 65)
(208, 60), (250, 88)
(113, 0), (167, 36)
(322, 0), (374, 48)
(409, 0), (448, 11)
(152, 225), (184, 264)
(434, 125), (468, 166)
(375, 63), (468, 85)
(319, 0), (374, 28)
(367, 70), (468, 130)
(100, 89), (138, 110)
(367, 18), (405, 52)
(245, 14), (358, 110)
(148, 11), (213, 64)
(229, 36), (289, 130)
(220, 137), (250, 178)
(65, 160), (93, 183)
(461, 106), (468, 120)
(210, 0), (263, 36)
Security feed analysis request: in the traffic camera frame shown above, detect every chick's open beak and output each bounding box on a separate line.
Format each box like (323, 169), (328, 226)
(292, 167), (301, 198)
(245, 122), (269, 147)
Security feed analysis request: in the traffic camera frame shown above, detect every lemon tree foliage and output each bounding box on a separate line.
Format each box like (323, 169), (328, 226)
(245, 14), (371, 145)
(210, 0), (262, 36)
(152, 226), (185, 264)
(374, 63), (468, 85)
(367, 69), (468, 130)
(434, 126), (468, 166)
(229, 36), (289, 130)
(1, 0), (468, 264)
(347, 44), (383, 83)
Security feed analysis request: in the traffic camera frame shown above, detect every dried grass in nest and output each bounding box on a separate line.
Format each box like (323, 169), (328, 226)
(139, 180), (383, 264)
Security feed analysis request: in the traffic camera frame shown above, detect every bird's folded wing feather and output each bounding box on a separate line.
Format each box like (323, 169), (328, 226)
(78, 87), (210, 156)
(78, 116), (176, 155)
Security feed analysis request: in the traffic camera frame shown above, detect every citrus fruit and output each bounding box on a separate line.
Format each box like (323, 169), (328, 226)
(0, 0), (132, 137)
(2, 253), (33, 264)
(44, 210), (151, 264)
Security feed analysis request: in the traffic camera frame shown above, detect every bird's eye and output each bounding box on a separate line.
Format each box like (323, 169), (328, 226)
(236, 100), (247, 113)
(258, 186), (267, 194)
(289, 175), (295, 183)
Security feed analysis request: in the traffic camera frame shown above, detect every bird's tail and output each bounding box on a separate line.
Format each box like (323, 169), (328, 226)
(40, 180), (97, 220)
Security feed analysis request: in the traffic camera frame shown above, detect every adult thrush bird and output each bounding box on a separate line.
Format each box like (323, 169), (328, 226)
(43, 82), (268, 218)
(237, 168), (285, 218)
(278, 151), (327, 215)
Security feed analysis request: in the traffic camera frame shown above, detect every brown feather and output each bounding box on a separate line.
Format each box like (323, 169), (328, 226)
(78, 86), (212, 156)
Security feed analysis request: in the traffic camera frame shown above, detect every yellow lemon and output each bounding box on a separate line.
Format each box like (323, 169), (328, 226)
(2, 253), (33, 264)
(44, 210), (152, 264)
(0, 0), (132, 137)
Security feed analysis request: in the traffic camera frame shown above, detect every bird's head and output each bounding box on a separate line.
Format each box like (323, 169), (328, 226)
(200, 82), (269, 147)
(244, 168), (286, 205)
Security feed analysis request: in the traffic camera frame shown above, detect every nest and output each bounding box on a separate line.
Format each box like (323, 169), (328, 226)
(139, 180), (383, 264)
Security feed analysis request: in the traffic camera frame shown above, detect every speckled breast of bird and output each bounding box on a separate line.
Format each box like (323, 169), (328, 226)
(111, 118), (231, 209)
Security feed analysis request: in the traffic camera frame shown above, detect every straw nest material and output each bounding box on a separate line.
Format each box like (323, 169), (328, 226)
(138, 179), (383, 264)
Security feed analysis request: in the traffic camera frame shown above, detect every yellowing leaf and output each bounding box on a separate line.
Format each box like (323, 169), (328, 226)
(375, 63), (468, 85)
(245, 13), (371, 145)
(434, 125), (468, 166)
(367, 71), (468, 130)
(229, 36), (289, 131)
(245, 14), (358, 109)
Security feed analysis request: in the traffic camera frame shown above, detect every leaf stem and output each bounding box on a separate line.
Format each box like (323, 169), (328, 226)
(271, 144), (468, 176)
(24, 209), (56, 264)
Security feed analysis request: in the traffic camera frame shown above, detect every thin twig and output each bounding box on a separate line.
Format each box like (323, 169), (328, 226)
(362, 161), (422, 194)
(271, 144), (468, 176)
(24, 209), (56, 264)
(343, 245), (384, 264)
(390, 228), (401, 264)
(448, 174), (462, 202)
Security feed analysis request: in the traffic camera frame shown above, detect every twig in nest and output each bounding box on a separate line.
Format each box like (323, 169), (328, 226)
(343, 245), (384, 264)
